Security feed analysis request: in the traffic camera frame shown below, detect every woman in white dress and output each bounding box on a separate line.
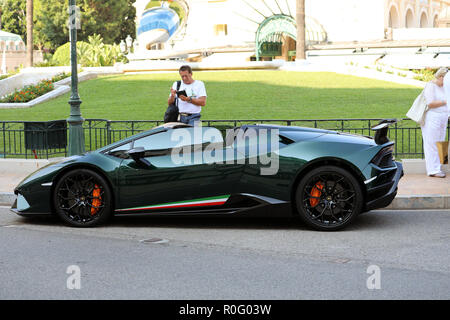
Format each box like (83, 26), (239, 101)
(422, 67), (449, 178)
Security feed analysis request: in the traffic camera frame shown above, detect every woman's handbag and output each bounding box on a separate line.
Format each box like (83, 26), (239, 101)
(436, 141), (449, 164)
(164, 81), (181, 123)
(406, 89), (428, 126)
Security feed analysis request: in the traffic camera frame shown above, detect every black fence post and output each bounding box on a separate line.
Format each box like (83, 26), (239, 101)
(106, 121), (112, 145)
(394, 121), (398, 158)
(2, 122), (6, 158)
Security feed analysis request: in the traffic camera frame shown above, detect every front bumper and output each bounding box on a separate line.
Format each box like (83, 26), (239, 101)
(364, 161), (403, 212)
(10, 193), (53, 217)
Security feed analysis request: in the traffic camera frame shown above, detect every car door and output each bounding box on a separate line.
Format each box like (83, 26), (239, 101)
(229, 126), (289, 199)
(116, 127), (236, 213)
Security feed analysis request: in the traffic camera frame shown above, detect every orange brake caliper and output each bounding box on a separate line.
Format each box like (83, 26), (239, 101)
(309, 182), (324, 207)
(91, 184), (102, 215)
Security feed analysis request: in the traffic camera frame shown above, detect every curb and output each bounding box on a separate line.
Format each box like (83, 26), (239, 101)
(386, 195), (450, 210)
(1, 192), (448, 210)
(0, 72), (98, 109)
(0, 70), (123, 110)
(0, 192), (15, 207)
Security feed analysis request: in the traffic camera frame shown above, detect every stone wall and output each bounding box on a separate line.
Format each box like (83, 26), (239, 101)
(1, 50), (43, 73)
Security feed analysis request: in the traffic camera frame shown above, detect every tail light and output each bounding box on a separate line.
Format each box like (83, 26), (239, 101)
(371, 145), (395, 168)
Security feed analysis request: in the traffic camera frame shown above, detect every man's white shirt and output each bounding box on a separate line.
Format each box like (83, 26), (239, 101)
(171, 80), (207, 114)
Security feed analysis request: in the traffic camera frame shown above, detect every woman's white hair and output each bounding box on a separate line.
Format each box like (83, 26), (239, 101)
(435, 67), (448, 79)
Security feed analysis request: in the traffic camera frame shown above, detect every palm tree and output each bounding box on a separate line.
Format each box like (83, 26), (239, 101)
(26, 0), (33, 67)
(0, 2), (2, 30)
(296, 0), (306, 60)
(0, 0), (5, 30)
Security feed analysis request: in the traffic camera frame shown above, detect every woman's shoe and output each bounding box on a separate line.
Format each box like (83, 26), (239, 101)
(429, 172), (446, 178)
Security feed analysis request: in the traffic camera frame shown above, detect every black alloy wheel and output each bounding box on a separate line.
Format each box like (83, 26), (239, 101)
(53, 169), (112, 227)
(295, 166), (363, 231)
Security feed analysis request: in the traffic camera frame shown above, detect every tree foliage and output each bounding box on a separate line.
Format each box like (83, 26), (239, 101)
(33, 0), (136, 51)
(0, 0), (27, 39)
(52, 34), (127, 67)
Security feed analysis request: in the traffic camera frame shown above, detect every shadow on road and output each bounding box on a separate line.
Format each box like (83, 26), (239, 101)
(14, 210), (395, 232)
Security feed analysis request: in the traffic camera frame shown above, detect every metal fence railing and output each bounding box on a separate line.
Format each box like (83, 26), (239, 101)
(1, 118), (449, 160)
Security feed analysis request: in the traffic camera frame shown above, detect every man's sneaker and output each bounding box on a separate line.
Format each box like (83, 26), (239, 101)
(429, 172), (446, 178)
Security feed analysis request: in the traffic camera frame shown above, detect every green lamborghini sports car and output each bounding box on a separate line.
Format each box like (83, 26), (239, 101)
(11, 120), (403, 231)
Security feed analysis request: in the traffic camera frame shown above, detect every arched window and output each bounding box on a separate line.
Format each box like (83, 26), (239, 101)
(420, 11), (428, 28)
(389, 5), (400, 28)
(405, 9), (414, 28)
(433, 14), (439, 27)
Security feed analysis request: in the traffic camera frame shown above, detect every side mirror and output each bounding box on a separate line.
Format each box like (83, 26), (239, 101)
(126, 147), (151, 167)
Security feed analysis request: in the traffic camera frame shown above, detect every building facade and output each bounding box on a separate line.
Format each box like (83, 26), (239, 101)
(132, 0), (450, 60)
(0, 30), (26, 74)
(387, 0), (445, 28)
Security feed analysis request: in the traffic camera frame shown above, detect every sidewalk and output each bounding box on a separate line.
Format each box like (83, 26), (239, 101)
(385, 174), (450, 210)
(1, 167), (449, 209)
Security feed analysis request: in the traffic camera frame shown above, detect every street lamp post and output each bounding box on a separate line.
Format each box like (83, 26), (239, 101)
(67, 0), (85, 156)
(120, 35), (135, 55)
(126, 35), (133, 52)
(133, 39), (139, 54)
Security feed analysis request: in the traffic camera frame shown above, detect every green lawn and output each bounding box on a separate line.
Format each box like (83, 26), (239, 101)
(0, 71), (421, 121)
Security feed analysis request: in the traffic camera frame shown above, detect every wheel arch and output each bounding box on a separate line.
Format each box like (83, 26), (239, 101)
(50, 163), (116, 214)
(289, 157), (367, 215)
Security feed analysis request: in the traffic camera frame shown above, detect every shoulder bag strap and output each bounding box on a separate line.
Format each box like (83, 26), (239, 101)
(176, 80), (181, 107)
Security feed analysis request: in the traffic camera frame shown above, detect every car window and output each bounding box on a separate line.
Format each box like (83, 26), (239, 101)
(230, 127), (270, 146)
(133, 127), (224, 152)
(133, 130), (180, 151)
(229, 127), (283, 154)
(107, 142), (132, 158)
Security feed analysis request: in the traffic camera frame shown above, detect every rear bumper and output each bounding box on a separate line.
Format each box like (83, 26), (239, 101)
(364, 161), (403, 212)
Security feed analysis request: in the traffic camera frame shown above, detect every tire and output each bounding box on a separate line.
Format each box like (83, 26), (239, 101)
(295, 165), (363, 231)
(53, 169), (113, 227)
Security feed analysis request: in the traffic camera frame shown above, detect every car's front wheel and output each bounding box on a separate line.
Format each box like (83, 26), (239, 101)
(53, 169), (112, 227)
(295, 165), (363, 231)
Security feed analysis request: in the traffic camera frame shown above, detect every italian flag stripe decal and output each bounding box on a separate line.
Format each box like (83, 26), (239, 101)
(116, 195), (230, 212)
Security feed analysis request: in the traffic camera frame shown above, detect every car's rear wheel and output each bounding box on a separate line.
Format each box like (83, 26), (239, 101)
(53, 169), (112, 227)
(295, 166), (363, 231)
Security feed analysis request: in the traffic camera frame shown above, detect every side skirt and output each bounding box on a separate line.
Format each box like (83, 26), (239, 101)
(114, 194), (293, 217)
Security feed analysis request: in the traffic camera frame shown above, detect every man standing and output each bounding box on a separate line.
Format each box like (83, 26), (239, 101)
(168, 65), (207, 126)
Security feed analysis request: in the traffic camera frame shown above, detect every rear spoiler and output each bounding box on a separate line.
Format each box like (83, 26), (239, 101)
(371, 119), (398, 145)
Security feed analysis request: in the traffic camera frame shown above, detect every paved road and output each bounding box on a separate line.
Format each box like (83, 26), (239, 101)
(0, 206), (449, 300)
